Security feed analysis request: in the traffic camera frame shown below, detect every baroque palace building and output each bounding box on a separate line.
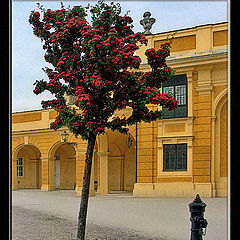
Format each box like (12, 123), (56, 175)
(12, 22), (228, 197)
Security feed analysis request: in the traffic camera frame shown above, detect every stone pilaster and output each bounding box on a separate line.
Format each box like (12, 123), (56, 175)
(97, 151), (109, 194)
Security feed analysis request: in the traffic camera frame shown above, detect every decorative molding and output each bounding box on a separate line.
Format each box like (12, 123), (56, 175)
(195, 85), (213, 95)
(156, 135), (194, 140)
(211, 115), (217, 122)
(24, 136), (28, 144)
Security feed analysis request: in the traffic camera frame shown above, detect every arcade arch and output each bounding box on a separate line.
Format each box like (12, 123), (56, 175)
(48, 142), (76, 190)
(12, 144), (42, 189)
(99, 131), (136, 193)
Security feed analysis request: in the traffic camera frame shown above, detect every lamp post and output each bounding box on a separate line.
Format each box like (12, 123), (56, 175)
(61, 130), (78, 146)
(126, 125), (138, 184)
(135, 123), (138, 183)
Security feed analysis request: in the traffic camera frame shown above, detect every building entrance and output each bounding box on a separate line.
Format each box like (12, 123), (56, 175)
(49, 143), (76, 190)
(54, 155), (60, 189)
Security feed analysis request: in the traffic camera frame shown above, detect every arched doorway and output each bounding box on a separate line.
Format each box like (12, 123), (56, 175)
(108, 131), (136, 192)
(49, 142), (76, 190)
(12, 144), (41, 189)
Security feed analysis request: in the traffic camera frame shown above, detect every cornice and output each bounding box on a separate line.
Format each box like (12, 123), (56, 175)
(12, 127), (68, 136)
(140, 48), (228, 70)
(167, 49), (227, 64)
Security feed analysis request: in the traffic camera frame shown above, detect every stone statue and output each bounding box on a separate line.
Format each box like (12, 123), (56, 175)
(140, 11), (156, 35)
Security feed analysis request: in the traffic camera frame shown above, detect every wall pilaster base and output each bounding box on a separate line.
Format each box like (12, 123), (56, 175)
(41, 185), (50, 191)
(133, 183), (212, 198)
(97, 187), (109, 195)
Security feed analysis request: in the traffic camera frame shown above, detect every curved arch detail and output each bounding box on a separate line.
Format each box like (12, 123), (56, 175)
(211, 87), (228, 197)
(212, 88), (228, 116)
(12, 143), (42, 159)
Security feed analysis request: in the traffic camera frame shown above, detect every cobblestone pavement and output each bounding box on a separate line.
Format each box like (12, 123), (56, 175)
(12, 206), (164, 240)
(12, 190), (228, 240)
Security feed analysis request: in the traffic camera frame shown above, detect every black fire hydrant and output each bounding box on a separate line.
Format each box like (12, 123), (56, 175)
(189, 194), (208, 240)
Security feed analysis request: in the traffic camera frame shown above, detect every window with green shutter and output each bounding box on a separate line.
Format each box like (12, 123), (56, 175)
(163, 144), (187, 171)
(162, 74), (188, 118)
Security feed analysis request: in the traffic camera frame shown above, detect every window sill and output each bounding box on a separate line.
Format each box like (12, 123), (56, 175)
(163, 169), (187, 172)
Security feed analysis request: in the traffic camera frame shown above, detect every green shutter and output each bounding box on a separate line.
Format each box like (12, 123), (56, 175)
(162, 107), (175, 119)
(175, 105), (187, 117)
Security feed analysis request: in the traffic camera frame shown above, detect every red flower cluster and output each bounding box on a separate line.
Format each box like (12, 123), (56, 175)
(145, 42), (171, 70)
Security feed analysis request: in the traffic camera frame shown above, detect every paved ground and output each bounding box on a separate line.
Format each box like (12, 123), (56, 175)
(12, 190), (228, 240)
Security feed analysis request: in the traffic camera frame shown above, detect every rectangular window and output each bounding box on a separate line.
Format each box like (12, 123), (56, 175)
(17, 157), (24, 177)
(162, 74), (188, 118)
(163, 144), (187, 171)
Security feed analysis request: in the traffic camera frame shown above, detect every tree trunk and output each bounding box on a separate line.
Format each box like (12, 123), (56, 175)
(76, 132), (96, 240)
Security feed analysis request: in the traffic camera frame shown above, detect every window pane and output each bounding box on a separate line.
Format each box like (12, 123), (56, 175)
(17, 157), (23, 176)
(163, 86), (174, 97)
(19, 166), (23, 176)
(163, 144), (176, 171)
(176, 144), (187, 170)
(175, 85), (186, 105)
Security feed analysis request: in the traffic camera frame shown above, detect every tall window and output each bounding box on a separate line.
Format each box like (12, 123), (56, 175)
(17, 157), (24, 177)
(162, 74), (188, 118)
(163, 144), (187, 171)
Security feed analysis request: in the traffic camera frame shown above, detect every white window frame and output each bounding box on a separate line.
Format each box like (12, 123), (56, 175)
(16, 157), (24, 177)
(157, 137), (193, 178)
(175, 85), (187, 106)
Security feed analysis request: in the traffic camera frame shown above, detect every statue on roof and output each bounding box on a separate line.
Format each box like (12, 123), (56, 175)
(140, 11), (156, 35)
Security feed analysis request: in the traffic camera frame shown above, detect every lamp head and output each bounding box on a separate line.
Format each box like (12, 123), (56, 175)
(61, 131), (69, 142)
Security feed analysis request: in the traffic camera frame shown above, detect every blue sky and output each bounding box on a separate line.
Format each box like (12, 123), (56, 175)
(12, 0), (228, 112)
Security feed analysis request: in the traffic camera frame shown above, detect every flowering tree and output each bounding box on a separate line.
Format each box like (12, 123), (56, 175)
(29, 1), (178, 239)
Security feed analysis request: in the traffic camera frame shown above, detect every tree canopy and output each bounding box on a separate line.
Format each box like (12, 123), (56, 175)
(29, 0), (178, 140)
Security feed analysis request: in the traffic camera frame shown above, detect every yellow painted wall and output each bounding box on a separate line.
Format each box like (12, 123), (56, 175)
(109, 143), (122, 190)
(134, 22), (228, 197)
(124, 147), (136, 190)
(154, 35), (196, 52)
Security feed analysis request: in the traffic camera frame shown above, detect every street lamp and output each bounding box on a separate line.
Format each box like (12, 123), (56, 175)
(60, 130), (78, 146)
(126, 133), (133, 149)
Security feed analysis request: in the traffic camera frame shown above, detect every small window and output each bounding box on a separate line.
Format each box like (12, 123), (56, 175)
(163, 144), (187, 171)
(17, 157), (24, 177)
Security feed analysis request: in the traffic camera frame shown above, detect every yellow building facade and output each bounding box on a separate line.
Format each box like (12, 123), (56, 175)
(12, 22), (228, 197)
